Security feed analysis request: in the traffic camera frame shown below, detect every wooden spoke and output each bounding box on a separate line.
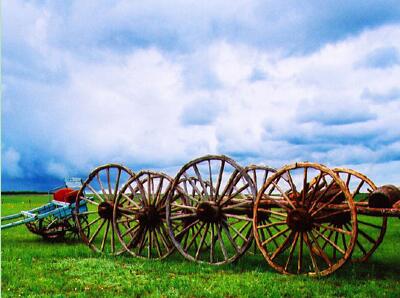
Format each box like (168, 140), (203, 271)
(309, 231), (333, 267)
(352, 180), (365, 197)
(257, 221), (286, 230)
(101, 220), (110, 252)
(313, 228), (345, 255)
(357, 219), (382, 229)
(284, 232), (299, 271)
(113, 168), (122, 199)
(195, 224), (209, 260)
(261, 227), (290, 247)
(217, 224), (228, 260)
(297, 232), (304, 274)
(215, 160), (225, 198)
(96, 173), (108, 198)
(193, 164), (209, 198)
(303, 232), (319, 274)
(88, 219), (106, 244)
(313, 223), (352, 236)
(182, 173), (205, 201)
(221, 222), (239, 252)
(210, 223), (215, 262)
(229, 223), (249, 242)
(285, 170), (298, 196)
(270, 231), (294, 261)
(257, 208), (287, 218)
(208, 160), (215, 199)
(358, 228), (378, 244)
(185, 222), (205, 252)
(224, 214), (252, 222)
(85, 184), (104, 203)
(107, 167), (112, 195)
(218, 170), (240, 203)
(271, 181), (295, 209)
(154, 177), (164, 206)
(311, 189), (345, 216)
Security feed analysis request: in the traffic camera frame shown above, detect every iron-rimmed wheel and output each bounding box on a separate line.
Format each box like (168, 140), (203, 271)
(253, 162), (357, 276)
(166, 155), (256, 265)
(74, 164), (135, 254)
(333, 168), (386, 263)
(114, 171), (175, 259)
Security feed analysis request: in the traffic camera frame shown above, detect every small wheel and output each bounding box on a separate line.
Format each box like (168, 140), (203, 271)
(26, 215), (67, 240)
(244, 165), (277, 254)
(333, 168), (387, 262)
(114, 171), (175, 259)
(253, 162), (357, 276)
(74, 164), (135, 254)
(166, 155), (256, 265)
(64, 216), (90, 241)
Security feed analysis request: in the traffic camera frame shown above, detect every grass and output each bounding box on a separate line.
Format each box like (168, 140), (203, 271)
(2, 194), (400, 297)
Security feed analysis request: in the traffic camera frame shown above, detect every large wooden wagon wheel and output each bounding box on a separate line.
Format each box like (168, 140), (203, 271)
(332, 168), (387, 263)
(245, 165), (277, 254)
(253, 162), (357, 276)
(166, 155), (256, 265)
(74, 164), (135, 254)
(113, 171), (175, 259)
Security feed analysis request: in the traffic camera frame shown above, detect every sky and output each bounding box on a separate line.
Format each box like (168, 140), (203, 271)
(2, 0), (400, 191)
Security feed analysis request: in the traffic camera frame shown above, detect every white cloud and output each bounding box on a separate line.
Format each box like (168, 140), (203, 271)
(2, 147), (23, 178)
(2, 1), (400, 189)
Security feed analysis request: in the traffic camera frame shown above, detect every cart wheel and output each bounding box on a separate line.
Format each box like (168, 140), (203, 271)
(166, 155), (256, 265)
(253, 162), (357, 276)
(333, 168), (387, 263)
(26, 215), (67, 240)
(114, 171), (175, 259)
(244, 165), (277, 255)
(64, 216), (90, 241)
(74, 164), (135, 254)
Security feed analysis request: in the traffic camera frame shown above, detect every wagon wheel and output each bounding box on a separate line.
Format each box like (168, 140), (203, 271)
(253, 162), (357, 276)
(332, 168), (387, 263)
(114, 171), (175, 259)
(166, 155), (256, 265)
(64, 216), (90, 241)
(26, 215), (67, 240)
(244, 165), (277, 254)
(74, 164), (135, 254)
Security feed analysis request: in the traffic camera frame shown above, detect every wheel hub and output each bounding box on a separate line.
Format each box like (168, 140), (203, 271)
(196, 201), (221, 223)
(286, 208), (313, 232)
(138, 206), (162, 229)
(98, 201), (114, 220)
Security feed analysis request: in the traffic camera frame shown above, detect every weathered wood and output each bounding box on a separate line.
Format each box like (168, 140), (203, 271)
(368, 185), (400, 208)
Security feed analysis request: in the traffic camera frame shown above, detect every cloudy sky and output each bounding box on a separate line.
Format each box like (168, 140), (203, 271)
(2, 1), (400, 191)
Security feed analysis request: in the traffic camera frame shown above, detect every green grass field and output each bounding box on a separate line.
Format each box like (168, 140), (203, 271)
(2, 195), (400, 297)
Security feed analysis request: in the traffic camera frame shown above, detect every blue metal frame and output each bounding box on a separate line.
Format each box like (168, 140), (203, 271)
(1, 200), (87, 230)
